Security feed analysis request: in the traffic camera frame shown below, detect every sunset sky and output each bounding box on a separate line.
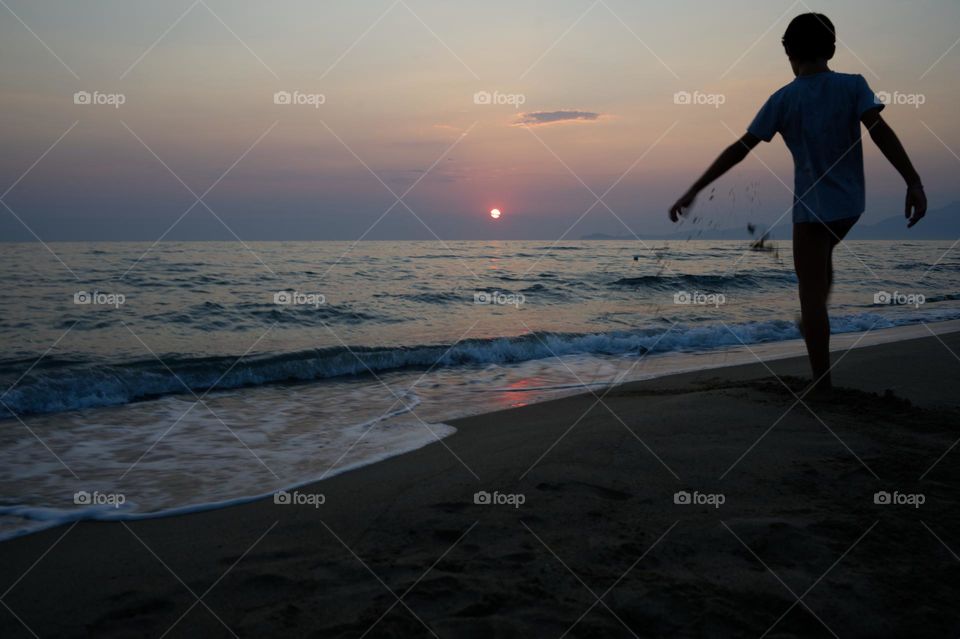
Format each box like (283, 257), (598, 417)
(1, 0), (958, 240)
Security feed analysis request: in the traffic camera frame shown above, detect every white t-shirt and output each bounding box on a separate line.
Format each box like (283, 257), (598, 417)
(748, 70), (883, 224)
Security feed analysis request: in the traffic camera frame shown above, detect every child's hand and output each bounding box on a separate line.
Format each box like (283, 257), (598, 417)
(905, 185), (926, 228)
(669, 192), (696, 222)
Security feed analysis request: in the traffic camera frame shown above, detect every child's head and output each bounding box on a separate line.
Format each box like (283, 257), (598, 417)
(782, 13), (836, 69)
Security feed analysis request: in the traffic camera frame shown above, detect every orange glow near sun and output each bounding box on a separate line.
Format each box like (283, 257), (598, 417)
(490, 208), (501, 219)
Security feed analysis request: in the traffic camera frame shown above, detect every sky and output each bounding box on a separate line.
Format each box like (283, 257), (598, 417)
(1, 0), (958, 241)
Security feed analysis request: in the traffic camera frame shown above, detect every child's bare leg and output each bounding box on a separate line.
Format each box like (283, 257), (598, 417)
(793, 218), (858, 391)
(793, 223), (833, 390)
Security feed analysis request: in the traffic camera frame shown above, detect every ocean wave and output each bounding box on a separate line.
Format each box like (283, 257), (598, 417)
(0, 391), (459, 542)
(0, 311), (926, 418)
(608, 272), (794, 290)
(373, 291), (465, 305)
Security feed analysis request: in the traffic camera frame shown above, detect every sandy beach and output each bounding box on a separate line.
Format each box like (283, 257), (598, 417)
(4, 1), (958, 636)
(2, 324), (959, 638)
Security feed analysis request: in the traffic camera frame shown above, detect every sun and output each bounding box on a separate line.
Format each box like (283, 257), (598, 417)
(490, 208), (502, 219)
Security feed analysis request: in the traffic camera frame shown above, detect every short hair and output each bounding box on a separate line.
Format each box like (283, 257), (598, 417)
(782, 13), (836, 61)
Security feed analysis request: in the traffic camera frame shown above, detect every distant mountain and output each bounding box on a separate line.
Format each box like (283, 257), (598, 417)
(847, 201), (960, 240)
(580, 227), (772, 241)
(580, 202), (959, 241)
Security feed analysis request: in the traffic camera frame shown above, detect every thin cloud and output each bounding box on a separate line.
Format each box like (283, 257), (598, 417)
(514, 110), (604, 126)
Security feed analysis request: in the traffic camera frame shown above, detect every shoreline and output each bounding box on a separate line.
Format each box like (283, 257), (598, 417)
(0, 320), (960, 544)
(3, 319), (958, 544)
(2, 323), (960, 636)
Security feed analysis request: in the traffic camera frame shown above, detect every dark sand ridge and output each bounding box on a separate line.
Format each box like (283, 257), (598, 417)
(1, 328), (959, 637)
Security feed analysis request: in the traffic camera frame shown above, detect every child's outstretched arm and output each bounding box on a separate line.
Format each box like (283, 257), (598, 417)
(861, 108), (927, 227)
(669, 132), (761, 221)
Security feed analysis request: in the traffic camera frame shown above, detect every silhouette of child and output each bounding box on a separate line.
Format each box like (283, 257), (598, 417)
(669, 13), (926, 392)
